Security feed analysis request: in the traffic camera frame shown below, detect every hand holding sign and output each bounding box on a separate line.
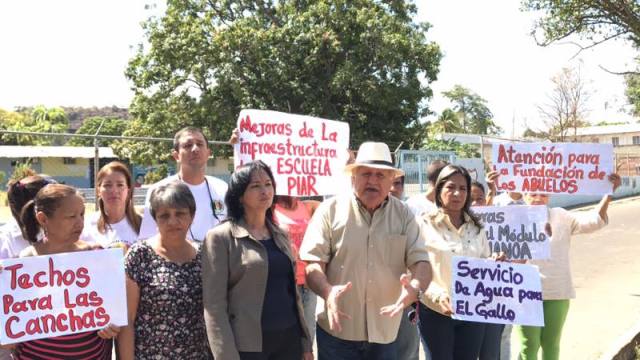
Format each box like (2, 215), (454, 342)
(609, 173), (622, 192)
(96, 324), (120, 339)
(492, 143), (614, 195)
(0, 249), (127, 345)
(451, 256), (543, 326)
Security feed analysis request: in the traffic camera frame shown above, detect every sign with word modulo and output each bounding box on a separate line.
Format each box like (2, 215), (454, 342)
(451, 256), (544, 326)
(234, 109), (350, 196)
(492, 143), (614, 195)
(472, 205), (549, 260)
(0, 249), (127, 344)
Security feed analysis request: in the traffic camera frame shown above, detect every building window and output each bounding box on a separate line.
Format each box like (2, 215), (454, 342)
(612, 137), (620, 147)
(633, 136), (640, 145)
(63, 157), (77, 165)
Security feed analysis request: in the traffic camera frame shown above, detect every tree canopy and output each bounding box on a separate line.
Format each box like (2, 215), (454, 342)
(422, 138), (479, 158)
(67, 117), (130, 147)
(124, 0), (442, 164)
(522, 0), (640, 48)
(439, 85), (501, 135)
(0, 106), (69, 145)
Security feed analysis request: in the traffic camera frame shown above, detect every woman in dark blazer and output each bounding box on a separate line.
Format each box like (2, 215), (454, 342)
(202, 160), (312, 360)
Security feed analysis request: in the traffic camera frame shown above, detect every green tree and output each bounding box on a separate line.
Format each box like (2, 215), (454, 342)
(522, 0), (640, 48)
(625, 73), (640, 117)
(441, 85), (501, 135)
(67, 117), (130, 147)
(422, 138), (480, 158)
(8, 162), (36, 183)
(144, 164), (170, 184)
(124, 0), (442, 164)
(428, 108), (462, 136)
(0, 109), (28, 145)
(2, 106), (68, 145)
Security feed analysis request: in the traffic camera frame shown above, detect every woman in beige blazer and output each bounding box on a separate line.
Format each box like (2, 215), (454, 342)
(202, 160), (313, 360)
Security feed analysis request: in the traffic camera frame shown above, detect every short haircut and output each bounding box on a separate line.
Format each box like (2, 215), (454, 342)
(394, 175), (405, 185)
(427, 160), (449, 185)
(173, 126), (209, 151)
(149, 181), (196, 220)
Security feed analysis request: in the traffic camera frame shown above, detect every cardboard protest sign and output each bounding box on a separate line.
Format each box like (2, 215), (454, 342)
(451, 256), (544, 326)
(0, 249), (127, 344)
(473, 205), (549, 260)
(234, 109), (350, 196)
(492, 143), (614, 195)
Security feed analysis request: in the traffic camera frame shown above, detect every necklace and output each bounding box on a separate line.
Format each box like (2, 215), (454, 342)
(177, 174), (220, 242)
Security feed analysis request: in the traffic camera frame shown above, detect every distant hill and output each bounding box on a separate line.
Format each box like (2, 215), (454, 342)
(62, 106), (130, 130)
(12, 106), (131, 131)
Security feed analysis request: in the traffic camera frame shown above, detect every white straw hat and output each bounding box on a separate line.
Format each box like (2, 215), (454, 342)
(344, 142), (404, 176)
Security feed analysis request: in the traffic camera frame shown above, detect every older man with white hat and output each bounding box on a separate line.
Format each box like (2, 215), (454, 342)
(300, 142), (432, 360)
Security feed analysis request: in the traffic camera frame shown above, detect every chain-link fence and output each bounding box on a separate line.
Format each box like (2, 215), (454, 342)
(4, 129), (638, 223)
(395, 150), (457, 197)
(0, 130), (233, 222)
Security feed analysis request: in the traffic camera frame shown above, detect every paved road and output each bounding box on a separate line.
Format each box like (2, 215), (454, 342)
(420, 197), (640, 360)
(555, 196), (640, 359)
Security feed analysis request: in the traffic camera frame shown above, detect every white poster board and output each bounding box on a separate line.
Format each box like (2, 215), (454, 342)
(0, 249), (127, 344)
(234, 109), (350, 196)
(492, 143), (614, 195)
(472, 205), (550, 260)
(451, 256), (544, 326)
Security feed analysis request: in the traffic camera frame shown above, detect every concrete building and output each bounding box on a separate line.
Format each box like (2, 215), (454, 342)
(0, 145), (117, 188)
(574, 123), (640, 148)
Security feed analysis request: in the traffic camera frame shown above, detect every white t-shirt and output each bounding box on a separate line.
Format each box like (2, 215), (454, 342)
(137, 174), (228, 242)
(405, 193), (437, 217)
(0, 219), (30, 259)
(80, 212), (139, 248)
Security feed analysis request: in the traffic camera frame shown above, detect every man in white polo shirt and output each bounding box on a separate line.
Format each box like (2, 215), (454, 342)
(138, 127), (228, 242)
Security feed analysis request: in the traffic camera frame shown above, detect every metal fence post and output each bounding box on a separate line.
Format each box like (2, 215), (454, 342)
(418, 155), (423, 193)
(93, 120), (105, 211)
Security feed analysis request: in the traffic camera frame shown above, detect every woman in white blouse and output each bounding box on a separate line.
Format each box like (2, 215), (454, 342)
(81, 161), (141, 248)
(515, 173), (621, 360)
(418, 164), (502, 360)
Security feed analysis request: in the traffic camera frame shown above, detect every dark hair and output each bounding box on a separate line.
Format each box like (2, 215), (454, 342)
(427, 160), (449, 185)
(434, 165), (482, 230)
(20, 184), (81, 244)
(173, 126), (209, 151)
(8, 175), (54, 224)
(225, 160), (276, 222)
(149, 181), (196, 220)
(96, 161), (141, 234)
(394, 175), (405, 185)
(471, 181), (485, 194)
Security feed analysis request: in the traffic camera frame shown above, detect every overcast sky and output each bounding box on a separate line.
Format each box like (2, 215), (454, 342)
(0, 0), (637, 137)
